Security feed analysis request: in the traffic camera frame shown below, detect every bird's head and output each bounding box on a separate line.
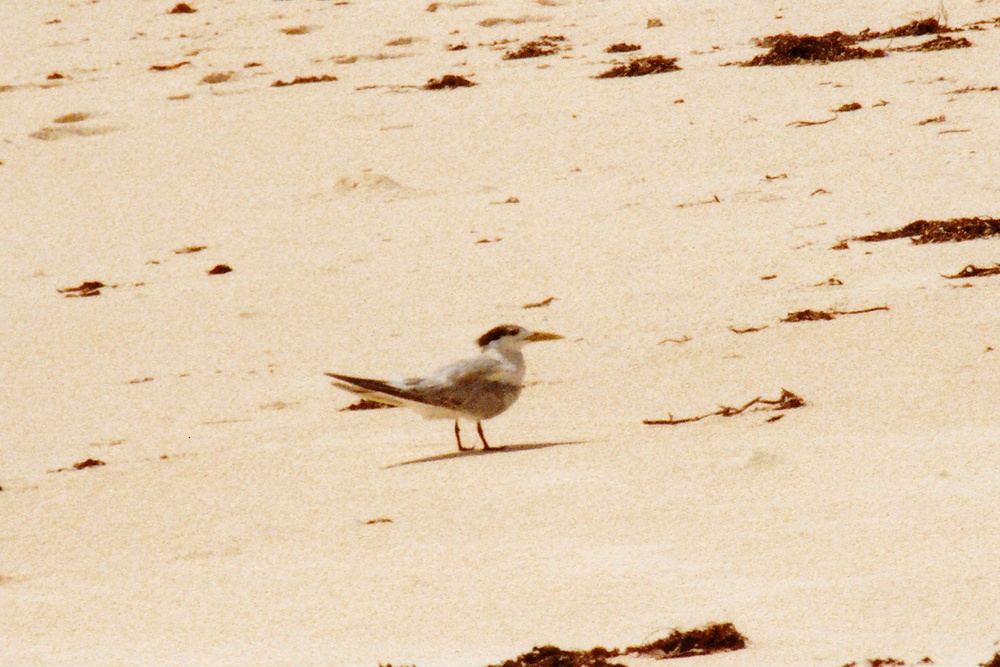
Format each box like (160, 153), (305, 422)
(476, 324), (564, 351)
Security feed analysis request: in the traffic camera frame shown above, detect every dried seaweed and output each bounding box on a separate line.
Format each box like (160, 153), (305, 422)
(625, 622), (748, 659)
(781, 306), (888, 322)
(747, 18), (967, 66)
(487, 645), (624, 667)
(605, 43), (640, 53)
(743, 32), (885, 66)
(49, 458), (107, 473)
(965, 16), (1000, 29)
(644, 389), (804, 425)
(207, 264), (232, 275)
(596, 55), (680, 78)
(855, 217), (1000, 244)
(979, 651), (1000, 667)
(834, 102), (862, 112)
(168, 3), (196, 14)
(893, 35), (972, 52)
(485, 623), (747, 667)
(272, 74), (339, 87)
(503, 35), (565, 60)
(423, 74), (476, 89)
(857, 18), (953, 41)
(941, 264), (1000, 279)
(783, 309), (834, 321)
(57, 280), (106, 297)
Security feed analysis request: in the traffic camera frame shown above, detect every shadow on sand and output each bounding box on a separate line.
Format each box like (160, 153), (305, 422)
(383, 440), (589, 469)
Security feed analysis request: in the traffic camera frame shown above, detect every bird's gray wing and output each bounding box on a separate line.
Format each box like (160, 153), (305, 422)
(414, 356), (523, 417)
(327, 356), (519, 417)
(325, 372), (462, 410)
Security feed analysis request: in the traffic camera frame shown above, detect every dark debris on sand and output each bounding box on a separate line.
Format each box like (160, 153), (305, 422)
(625, 622), (748, 659)
(781, 306), (888, 323)
(605, 42), (641, 53)
(57, 280), (107, 297)
(942, 264), (1000, 279)
(892, 35), (972, 52)
(856, 17), (954, 41)
(150, 61), (191, 71)
(272, 74), (339, 87)
(49, 458), (107, 473)
(484, 623), (747, 667)
(782, 309), (835, 322)
(645, 390), (804, 425)
(423, 74), (476, 89)
(340, 399), (397, 412)
(855, 217), (1000, 244)
(743, 32), (885, 66)
(979, 651), (1000, 667)
(168, 2), (197, 14)
(503, 35), (565, 60)
(744, 17), (971, 66)
(595, 55), (680, 78)
(486, 645), (625, 667)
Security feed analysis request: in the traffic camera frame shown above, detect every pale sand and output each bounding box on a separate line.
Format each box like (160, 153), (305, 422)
(2, 1), (1000, 666)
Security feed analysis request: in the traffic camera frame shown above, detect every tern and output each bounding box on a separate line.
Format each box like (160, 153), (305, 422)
(326, 324), (564, 451)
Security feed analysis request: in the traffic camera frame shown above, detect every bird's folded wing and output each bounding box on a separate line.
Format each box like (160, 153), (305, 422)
(420, 359), (522, 407)
(325, 372), (461, 409)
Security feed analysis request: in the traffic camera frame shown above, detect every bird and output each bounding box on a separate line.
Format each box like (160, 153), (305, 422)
(326, 324), (564, 451)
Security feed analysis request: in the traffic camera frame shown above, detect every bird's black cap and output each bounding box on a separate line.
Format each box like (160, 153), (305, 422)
(477, 324), (522, 348)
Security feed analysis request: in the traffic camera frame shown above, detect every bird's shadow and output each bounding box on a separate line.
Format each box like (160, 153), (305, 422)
(383, 440), (589, 469)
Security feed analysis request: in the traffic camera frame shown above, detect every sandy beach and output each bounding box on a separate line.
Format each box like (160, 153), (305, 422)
(3, 1), (1000, 665)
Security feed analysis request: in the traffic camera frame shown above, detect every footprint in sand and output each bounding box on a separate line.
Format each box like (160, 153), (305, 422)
(331, 171), (421, 201)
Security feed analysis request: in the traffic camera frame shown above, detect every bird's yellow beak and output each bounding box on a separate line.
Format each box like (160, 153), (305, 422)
(525, 330), (564, 342)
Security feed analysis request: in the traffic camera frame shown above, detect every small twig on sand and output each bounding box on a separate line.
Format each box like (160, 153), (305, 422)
(728, 325), (768, 334)
(787, 116), (837, 127)
(522, 296), (556, 309)
(644, 389), (805, 425)
(656, 335), (692, 345)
